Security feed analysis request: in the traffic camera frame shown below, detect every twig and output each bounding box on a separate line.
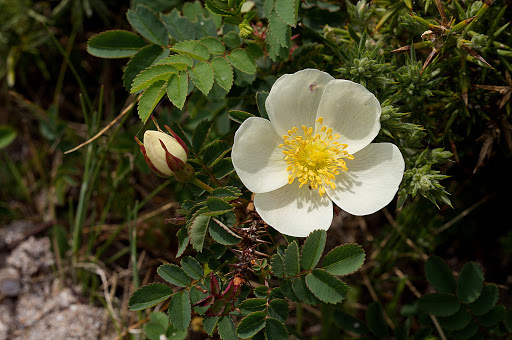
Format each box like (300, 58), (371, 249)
(64, 96), (138, 154)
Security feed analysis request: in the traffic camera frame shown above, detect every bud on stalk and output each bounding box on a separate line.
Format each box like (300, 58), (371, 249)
(135, 130), (195, 183)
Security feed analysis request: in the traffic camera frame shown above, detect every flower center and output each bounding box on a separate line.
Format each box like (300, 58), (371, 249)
(279, 117), (354, 196)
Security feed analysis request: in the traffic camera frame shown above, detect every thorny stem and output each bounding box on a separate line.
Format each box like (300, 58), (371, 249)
(191, 177), (214, 193)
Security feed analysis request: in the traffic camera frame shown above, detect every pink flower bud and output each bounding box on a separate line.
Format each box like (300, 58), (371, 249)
(143, 130), (188, 177)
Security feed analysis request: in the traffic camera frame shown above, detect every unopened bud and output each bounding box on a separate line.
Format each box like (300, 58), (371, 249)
(471, 34), (487, 50)
(239, 21), (253, 38)
(144, 130), (187, 176)
(136, 130), (195, 182)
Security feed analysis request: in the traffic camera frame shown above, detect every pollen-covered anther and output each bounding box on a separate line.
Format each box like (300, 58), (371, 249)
(279, 117), (354, 196)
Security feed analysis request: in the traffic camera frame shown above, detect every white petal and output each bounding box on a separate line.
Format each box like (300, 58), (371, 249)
(326, 143), (404, 216)
(254, 184), (333, 237)
(317, 80), (381, 154)
(266, 69), (334, 136)
(232, 117), (289, 193)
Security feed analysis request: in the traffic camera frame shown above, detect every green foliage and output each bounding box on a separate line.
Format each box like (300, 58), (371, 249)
(157, 264), (191, 287)
(418, 293), (461, 316)
(129, 283), (173, 311)
(87, 30), (147, 58)
(300, 229), (326, 270)
(321, 243), (366, 276)
(168, 289), (191, 330)
(0, 126), (17, 149)
(456, 262), (484, 304)
(127, 5), (168, 46)
(425, 255), (457, 293)
(305, 269), (349, 303)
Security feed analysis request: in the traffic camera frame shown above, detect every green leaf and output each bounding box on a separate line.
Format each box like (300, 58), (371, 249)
(87, 30), (147, 58)
(223, 31), (242, 49)
(192, 119), (213, 153)
(145, 322), (166, 340)
(417, 293), (461, 316)
(275, 0), (297, 27)
(211, 57), (233, 91)
(203, 316), (219, 335)
(292, 277), (321, 305)
(469, 284), (498, 315)
(161, 10), (195, 41)
(305, 269), (349, 304)
(263, 0), (274, 17)
(254, 285), (270, 299)
(138, 80), (166, 123)
(301, 229), (327, 271)
(206, 196), (233, 215)
(451, 322), (478, 340)
(157, 264), (191, 287)
(265, 318), (289, 340)
(172, 40), (210, 61)
(284, 241), (300, 277)
(268, 299), (289, 323)
(322, 243), (365, 276)
(456, 262), (484, 304)
(425, 256), (456, 293)
(131, 64), (178, 93)
(228, 110), (255, 124)
(366, 302), (389, 337)
(129, 283), (173, 311)
(271, 254), (285, 278)
(204, 0), (233, 16)
(236, 312), (266, 339)
(200, 37), (226, 55)
(437, 307), (471, 331)
(127, 5), (168, 46)
(239, 298), (267, 314)
(218, 316), (237, 340)
(168, 290), (191, 331)
(180, 256), (203, 280)
(479, 305), (505, 327)
(156, 54), (194, 70)
(255, 91), (269, 119)
(203, 316), (219, 336)
(123, 44), (169, 90)
(211, 158), (235, 179)
(189, 214), (210, 252)
(211, 187), (241, 201)
(226, 48), (256, 74)
(202, 140), (231, 167)
(167, 71), (189, 109)
(504, 309), (512, 333)
(268, 10), (290, 48)
(333, 310), (369, 335)
(209, 218), (242, 245)
(0, 126), (17, 149)
(280, 278), (300, 302)
(267, 11), (291, 61)
(150, 310), (169, 328)
(176, 227), (189, 257)
(189, 61), (214, 95)
(193, 16), (218, 39)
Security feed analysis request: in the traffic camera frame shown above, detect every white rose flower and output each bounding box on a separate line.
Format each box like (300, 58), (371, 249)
(232, 69), (405, 237)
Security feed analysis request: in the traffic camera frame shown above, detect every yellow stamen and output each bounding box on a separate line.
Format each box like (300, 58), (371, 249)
(279, 117), (354, 196)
